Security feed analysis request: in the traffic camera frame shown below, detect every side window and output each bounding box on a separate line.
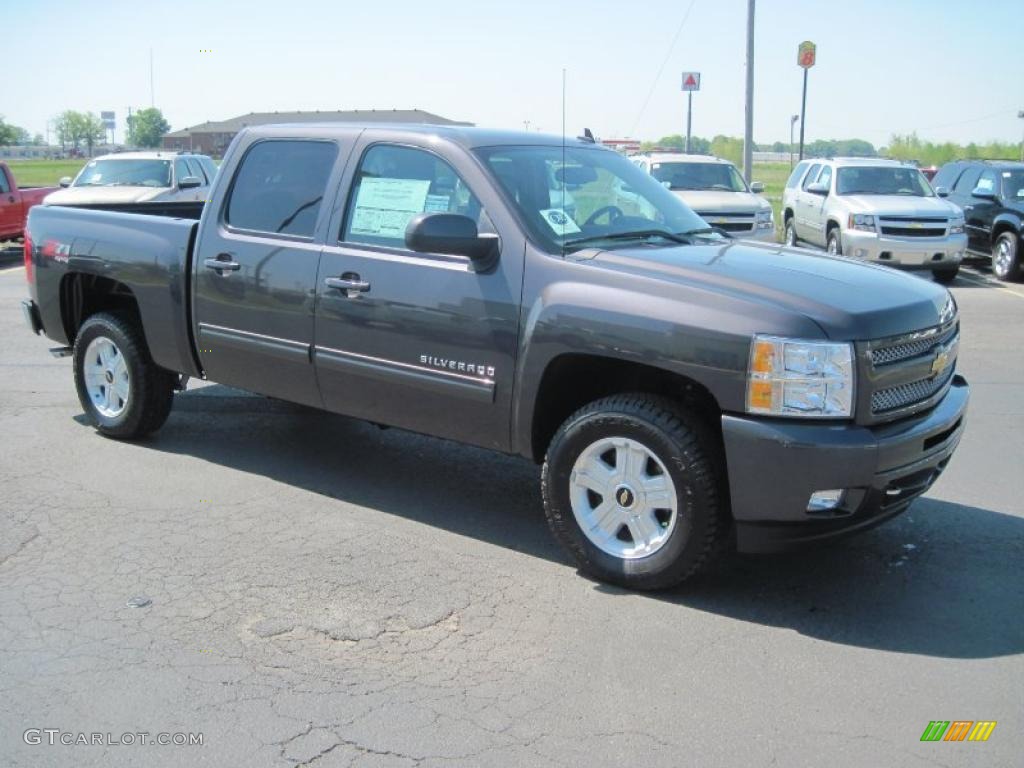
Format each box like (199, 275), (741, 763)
(953, 167), (981, 194)
(174, 158), (190, 186)
(801, 163), (822, 190)
(816, 165), (833, 192)
(342, 144), (485, 249)
(185, 158), (207, 183)
(225, 140), (337, 238)
(975, 170), (998, 195)
(785, 161), (809, 190)
(931, 164), (960, 190)
(0, 171), (9, 194)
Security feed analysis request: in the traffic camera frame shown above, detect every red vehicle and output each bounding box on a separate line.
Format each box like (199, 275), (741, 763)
(0, 162), (57, 243)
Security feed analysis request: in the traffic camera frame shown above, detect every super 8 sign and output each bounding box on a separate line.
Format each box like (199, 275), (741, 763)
(798, 41), (816, 69)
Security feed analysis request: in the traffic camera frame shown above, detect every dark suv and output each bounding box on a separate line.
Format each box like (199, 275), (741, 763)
(932, 160), (1024, 280)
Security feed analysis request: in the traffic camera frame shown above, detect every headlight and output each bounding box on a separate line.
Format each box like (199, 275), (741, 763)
(848, 214), (875, 232)
(949, 218), (965, 234)
(755, 210), (774, 229)
(746, 336), (855, 418)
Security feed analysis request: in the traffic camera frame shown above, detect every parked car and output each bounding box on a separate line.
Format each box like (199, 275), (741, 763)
(931, 159), (1024, 281)
(43, 151), (215, 207)
(22, 124), (968, 590)
(782, 158), (966, 284)
(631, 153), (776, 242)
(0, 162), (58, 243)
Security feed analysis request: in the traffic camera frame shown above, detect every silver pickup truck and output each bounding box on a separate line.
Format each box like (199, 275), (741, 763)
(782, 158), (967, 284)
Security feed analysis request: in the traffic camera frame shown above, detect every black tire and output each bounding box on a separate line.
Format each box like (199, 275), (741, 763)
(826, 227), (842, 255)
(932, 265), (959, 285)
(541, 394), (726, 590)
(992, 232), (1020, 282)
(73, 312), (175, 439)
(784, 218), (797, 246)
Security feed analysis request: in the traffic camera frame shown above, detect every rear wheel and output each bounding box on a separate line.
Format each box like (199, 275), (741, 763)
(73, 312), (175, 439)
(992, 232), (1020, 281)
(932, 265), (959, 285)
(541, 394), (726, 590)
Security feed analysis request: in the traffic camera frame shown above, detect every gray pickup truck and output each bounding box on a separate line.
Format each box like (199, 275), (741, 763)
(21, 124), (969, 589)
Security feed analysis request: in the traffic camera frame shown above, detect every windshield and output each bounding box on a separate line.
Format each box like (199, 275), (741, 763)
(649, 161), (748, 192)
(476, 146), (712, 253)
(836, 166), (932, 197)
(73, 158), (172, 188)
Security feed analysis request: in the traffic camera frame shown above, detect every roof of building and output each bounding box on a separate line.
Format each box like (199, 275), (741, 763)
(164, 109), (472, 137)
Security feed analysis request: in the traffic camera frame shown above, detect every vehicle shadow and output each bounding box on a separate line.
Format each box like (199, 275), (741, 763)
(139, 385), (1022, 660)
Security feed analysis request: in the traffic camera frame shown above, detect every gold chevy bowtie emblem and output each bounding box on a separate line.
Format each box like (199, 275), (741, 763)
(931, 344), (953, 378)
(911, 222), (924, 228)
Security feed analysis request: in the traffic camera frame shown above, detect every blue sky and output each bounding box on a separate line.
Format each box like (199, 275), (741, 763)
(4, 0), (1021, 148)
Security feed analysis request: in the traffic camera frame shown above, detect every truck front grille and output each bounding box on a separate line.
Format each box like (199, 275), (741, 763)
(870, 322), (958, 366)
(877, 216), (948, 238)
(871, 366), (955, 414)
(697, 211), (755, 233)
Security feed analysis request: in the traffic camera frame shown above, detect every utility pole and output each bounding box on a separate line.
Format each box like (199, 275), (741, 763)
(1018, 110), (1024, 162)
(685, 91), (692, 153)
(742, 0), (755, 182)
(149, 49), (155, 108)
(790, 114), (799, 167)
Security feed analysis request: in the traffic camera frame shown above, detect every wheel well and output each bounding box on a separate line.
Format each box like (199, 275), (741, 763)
(60, 273), (141, 343)
(991, 221), (1019, 244)
(826, 219), (841, 234)
(783, 208), (794, 223)
(530, 354), (722, 462)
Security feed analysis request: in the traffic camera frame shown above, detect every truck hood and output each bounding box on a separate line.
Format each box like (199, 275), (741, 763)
(580, 240), (953, 340)
(672, 189), (771, 214)
(839, 194), (959, 218)
(43, 186), (170, 205)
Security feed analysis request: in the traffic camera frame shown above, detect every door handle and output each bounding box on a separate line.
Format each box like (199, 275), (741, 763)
(325, 274), (371, 293)
(204, 255), (241, 272)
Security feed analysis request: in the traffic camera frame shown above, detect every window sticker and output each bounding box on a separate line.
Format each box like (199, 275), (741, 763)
(539, 208), (582, 236)
(350, 177), (431, 238)
(424, 193), (451, 213)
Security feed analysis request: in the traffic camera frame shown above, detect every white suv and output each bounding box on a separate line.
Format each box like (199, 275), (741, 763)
(44, 151), (216, 206)
(782, 158), (967, 283)
(631, 153), (775, 242)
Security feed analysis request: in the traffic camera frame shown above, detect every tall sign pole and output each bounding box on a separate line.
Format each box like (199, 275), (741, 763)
(742, 0), (755, 183)
(681, 72), (701, 153)
(797, 41), (816, 161)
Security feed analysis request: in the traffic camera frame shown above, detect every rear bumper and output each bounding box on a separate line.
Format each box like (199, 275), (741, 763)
(722, 374), (969, 553)
(841, 229), (967, 268)
(21, 299), (43, 335)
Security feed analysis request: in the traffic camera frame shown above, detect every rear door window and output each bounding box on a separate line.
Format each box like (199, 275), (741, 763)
(225, 140), (338, 238)
(785, 161), (810, 190)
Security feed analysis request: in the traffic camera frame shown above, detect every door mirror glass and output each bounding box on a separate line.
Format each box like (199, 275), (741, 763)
(178, 176), (202, 190)
(750, 181), (765, 193)
(934, 185), (949, 197)
(405, 213), (498, 263)
(59, 176), (72, 188)
(806, 182), (829, 195)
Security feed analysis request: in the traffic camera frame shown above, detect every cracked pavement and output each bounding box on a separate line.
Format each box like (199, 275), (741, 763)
(1, 261), (1021, 767)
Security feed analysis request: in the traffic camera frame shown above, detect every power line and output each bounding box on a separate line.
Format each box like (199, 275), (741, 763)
(629, 0), (698, 137)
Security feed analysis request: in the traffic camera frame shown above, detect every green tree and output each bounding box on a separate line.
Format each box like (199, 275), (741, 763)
(0, 117), (22, 146)
(127, 108), (171, 148)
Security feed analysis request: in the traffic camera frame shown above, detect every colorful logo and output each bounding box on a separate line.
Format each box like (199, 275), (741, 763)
(920, 721), (996, 742)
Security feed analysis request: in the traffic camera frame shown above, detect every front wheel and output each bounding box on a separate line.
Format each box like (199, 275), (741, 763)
(73, 312), (175, 439)
(784, 218), (797, 246)
(541, 394), (726, 590)
(826, 228), (842, 255)
(932, 265), (959, 285)
(992, 232), (1021, 281)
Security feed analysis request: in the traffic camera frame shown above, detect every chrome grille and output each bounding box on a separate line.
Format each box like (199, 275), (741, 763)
(870, 324), (958, 367)
(871, 367), (954, 413)
(697, 211), (755, 233)
(877, 216), (948, 238)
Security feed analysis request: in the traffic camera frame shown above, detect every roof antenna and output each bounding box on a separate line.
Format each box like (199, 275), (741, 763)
(578, 128), (595, 143)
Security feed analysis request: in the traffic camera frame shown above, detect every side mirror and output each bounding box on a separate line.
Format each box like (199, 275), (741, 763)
(750, 181), (765, 193)
(178, 176), (202, 190)
(59, 176), (72, 188)
(806, 182), (829, 195)
(405, 213), (498, 264)
(970, 187), (996, 200)
(661, 180), (672, 189)
(934, 186), (949, 198)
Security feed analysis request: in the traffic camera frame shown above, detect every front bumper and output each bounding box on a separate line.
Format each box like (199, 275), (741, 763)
(21, 299), (43, 335)
(722, 374), (968, 553)
(739, 226), (778, 243)
(841, 229), (967, 268)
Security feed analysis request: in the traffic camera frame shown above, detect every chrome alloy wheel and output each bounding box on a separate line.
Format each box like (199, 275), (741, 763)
(569, 436), (678, 559)
(993, 236), (1013, 277)
(83, 337), (130, 418)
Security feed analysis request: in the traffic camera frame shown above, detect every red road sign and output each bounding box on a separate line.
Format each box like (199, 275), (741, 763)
(681, 72), (701, 92)
(798, 41), (816, 69)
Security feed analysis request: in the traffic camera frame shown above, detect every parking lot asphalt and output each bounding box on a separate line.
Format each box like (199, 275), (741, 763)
(1, 259), (1021, 767)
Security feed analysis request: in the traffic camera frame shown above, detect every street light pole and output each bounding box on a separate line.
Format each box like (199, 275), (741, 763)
(790, 114), (799, 167)
(742, 0), (755, 182)
(1018, 110), (1024, 162)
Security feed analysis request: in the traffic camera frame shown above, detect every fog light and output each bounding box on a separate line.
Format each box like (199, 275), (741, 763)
(854, 248), (867, 258)
(807, 489), (845, 512)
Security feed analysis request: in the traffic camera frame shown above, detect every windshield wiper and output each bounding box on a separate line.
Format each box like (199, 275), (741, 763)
(563, 229), (692, 249)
